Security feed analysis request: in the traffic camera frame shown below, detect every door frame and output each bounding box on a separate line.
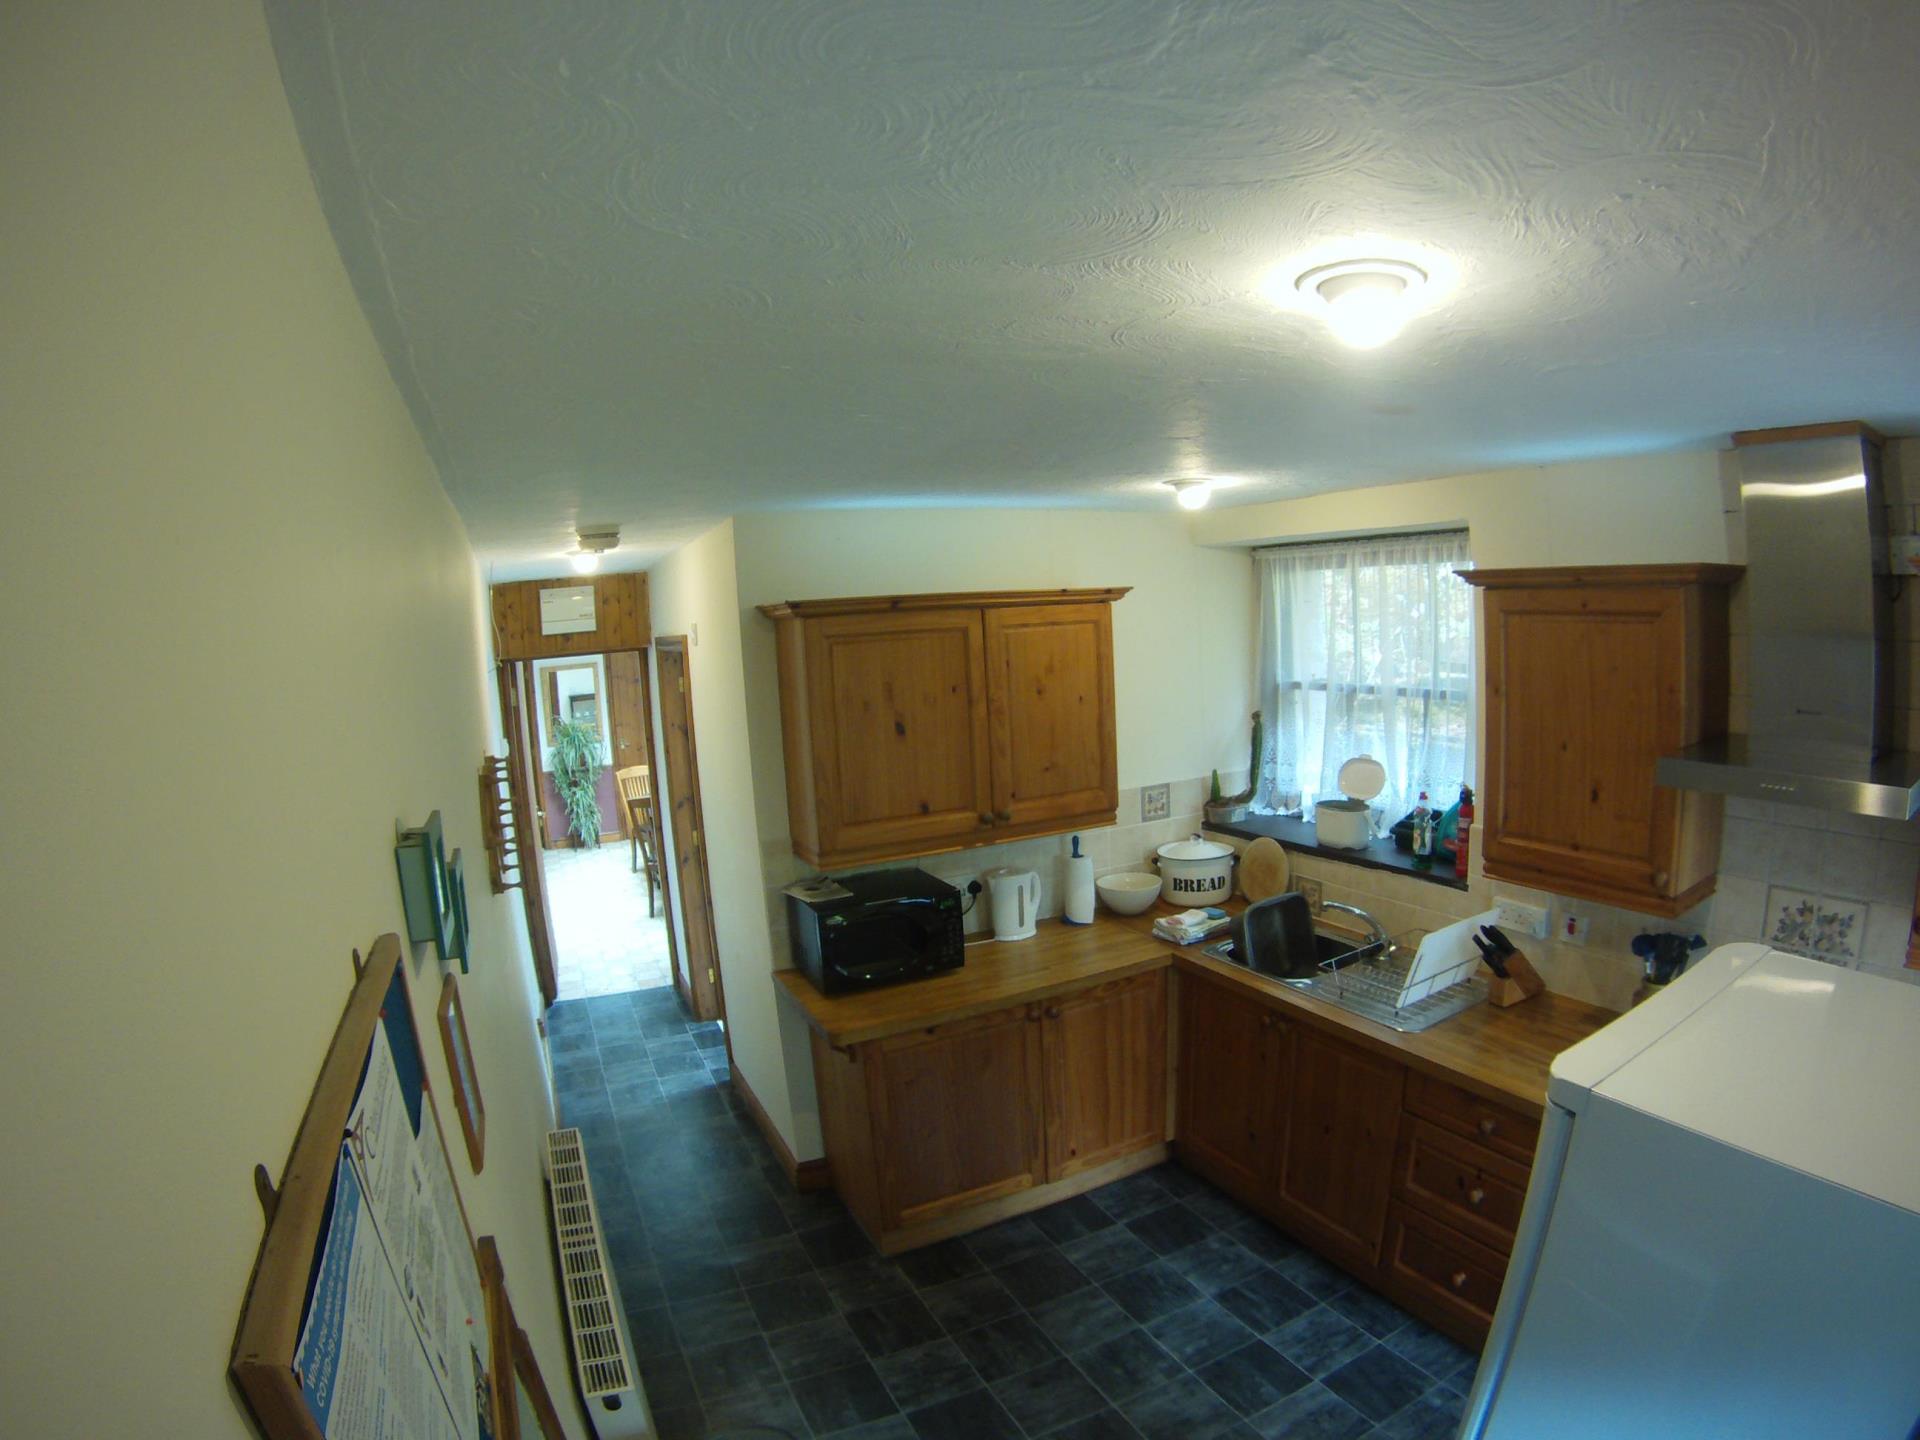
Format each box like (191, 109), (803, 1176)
(654, 635), (725, 1023)
(496, 660), (561, 1007)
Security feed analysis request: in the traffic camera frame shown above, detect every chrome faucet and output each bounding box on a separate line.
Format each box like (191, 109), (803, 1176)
(1320, 900), (1389, 954)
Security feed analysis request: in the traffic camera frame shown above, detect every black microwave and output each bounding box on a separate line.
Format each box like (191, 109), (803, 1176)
(785, 868), (964, 995)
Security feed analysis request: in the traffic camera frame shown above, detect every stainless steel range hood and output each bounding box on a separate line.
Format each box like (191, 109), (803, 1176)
(1656, 423), (1920, 820)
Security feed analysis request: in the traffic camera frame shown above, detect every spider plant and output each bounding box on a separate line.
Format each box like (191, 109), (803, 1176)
(548, 719), (603, 847)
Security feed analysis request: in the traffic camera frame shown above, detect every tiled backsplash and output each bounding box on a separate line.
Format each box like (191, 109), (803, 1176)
(758, 771), (1920, 1007)
(1709, 796), (1919, 978)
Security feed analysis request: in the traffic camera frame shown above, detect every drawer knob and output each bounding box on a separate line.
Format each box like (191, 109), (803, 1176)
(1045, 1006), (1061, 1020)
(980, 812), (995, 825)
(1467, 1186), (1487, 1208)
(996, 809), (1013, 822)
(1450, 1270), (1469, 1291)
(1477, 1117), (1498, 1138)
(1259, 1013), (1274, 1030)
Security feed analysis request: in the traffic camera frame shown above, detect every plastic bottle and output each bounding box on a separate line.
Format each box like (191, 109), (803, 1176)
(1411, 790), (1433, 869)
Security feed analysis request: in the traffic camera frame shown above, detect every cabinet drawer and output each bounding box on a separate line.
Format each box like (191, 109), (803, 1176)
(1382, 1203), (1510, 1336)
(1405, 1072), (1539, 1164)
(1394, 1118), (1529, 1253)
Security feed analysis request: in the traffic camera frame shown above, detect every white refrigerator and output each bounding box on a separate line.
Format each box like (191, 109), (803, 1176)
(1458, 943), (1920, 1439)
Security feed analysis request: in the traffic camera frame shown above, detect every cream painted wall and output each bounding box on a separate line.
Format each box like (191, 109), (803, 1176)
(1191, 449), (1735, 566)
(0, 4), (578, 1436)
(718, 509), (1257, 1160)
(644, 521), (799, 1150)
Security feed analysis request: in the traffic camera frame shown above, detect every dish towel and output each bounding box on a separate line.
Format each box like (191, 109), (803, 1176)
(1152, 908), (1232, 945)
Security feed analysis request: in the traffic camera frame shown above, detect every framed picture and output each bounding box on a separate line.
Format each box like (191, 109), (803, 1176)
(394, 811), (448, 946)
(438, 975), (485, 1171)
(478, 1237), (569, 1440)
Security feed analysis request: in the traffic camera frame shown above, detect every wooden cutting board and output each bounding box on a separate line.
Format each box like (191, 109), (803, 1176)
(1239, 837), (1291, 902)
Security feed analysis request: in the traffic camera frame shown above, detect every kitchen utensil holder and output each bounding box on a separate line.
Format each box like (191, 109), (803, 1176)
(1483, 950), (1545, 1007)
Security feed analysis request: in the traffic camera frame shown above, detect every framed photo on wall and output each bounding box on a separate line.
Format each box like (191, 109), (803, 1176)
(438, 975), (485, 1171)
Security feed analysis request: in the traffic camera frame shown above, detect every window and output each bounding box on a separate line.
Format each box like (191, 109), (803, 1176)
(1253, 531), (1473, 829)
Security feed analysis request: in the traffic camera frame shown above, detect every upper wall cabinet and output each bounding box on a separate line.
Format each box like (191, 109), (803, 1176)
(490, 574), (650, 661)
(761, 589), (1127, 868)
(1462, 565), (1741, 918)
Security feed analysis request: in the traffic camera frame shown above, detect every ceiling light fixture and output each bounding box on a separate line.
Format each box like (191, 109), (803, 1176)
(1295, 258), (1428, 350)
(569, 523), (619, 574)
(1166, 479), (1213, 510)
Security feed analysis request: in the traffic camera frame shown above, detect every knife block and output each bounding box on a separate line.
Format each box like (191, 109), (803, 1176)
(1484, 950), (1545, 1008)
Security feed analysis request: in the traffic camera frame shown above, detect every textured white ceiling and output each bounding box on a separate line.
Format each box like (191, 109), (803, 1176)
(264, 0), (1920, 575)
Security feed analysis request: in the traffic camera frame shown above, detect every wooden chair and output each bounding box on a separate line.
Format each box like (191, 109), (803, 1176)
(614, 765), (661, 917)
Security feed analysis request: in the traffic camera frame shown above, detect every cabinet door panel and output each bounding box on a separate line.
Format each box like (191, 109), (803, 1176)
(871, 1007), (1045, 1227)
(807, 609), (994, 855)
(1484, 587), (1681, 892)
(1278, 1028), (1405, 1270)
(985, 603), (1117, 827)
(1176, 973), (1287, 1203)
(1042, 972), (1168, 1182)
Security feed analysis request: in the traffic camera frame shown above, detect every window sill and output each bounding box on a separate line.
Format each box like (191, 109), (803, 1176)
(1203, 814), (1470, 893)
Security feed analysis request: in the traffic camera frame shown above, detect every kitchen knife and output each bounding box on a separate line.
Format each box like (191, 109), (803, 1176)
(1472, 932), (1510, 978)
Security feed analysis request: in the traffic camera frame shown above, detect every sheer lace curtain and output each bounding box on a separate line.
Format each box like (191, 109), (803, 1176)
(1254, 531), (1473, 831)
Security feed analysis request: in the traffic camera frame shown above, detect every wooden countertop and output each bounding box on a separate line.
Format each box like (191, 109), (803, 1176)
(773, 917), (1169, 1049)
(773, 905), (1619, 1116)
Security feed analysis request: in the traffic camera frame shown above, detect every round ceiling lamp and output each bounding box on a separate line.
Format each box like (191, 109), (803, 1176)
(1165, 478), (1213, 510)
(1294, 258), (1428, 350)
(569, 523), (619, 573)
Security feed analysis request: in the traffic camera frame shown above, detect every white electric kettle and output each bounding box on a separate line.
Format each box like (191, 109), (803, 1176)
(985, 868), (1041, 942)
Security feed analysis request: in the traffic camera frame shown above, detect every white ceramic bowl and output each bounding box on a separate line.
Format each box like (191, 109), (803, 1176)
(1096, 872), (1162, 915)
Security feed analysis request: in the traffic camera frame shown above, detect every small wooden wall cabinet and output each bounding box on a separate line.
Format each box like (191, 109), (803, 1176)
(1461, 564), (1741, 917)
(811, 971), (1168, 1252)
(1177, 969), (1542, 1347)
(760, 589), (1127, 868)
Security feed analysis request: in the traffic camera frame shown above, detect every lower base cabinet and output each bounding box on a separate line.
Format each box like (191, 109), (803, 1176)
(814, 970), (1169, 1251)
(1175, 969), (1536, 1348)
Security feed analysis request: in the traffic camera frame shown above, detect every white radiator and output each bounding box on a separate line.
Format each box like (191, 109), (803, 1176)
(544, 1128), (652, 1440)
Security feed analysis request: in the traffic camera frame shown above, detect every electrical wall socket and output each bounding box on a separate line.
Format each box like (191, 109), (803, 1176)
(1492, 896), (1550, 939)
(1557, 909), (1591, 945)
(1296, 878), (1323, 912)
(1141, 783), (1170, 821)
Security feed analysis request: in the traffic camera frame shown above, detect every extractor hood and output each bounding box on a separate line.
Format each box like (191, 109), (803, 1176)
(1656, 422), (1920, 820)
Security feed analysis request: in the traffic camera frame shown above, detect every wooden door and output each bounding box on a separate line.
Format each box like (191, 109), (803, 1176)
(804, 609), (995, 858)
(1041, 972), (1168, 1182)
(496, 662), (559, 1007)
(871, 1005), (1046, 1227)
(605, 649), (651, 783)
(1480, 584), (1687, 904)
(1176, 972), (1289, 1204)
(985, 603), (1117, 829)
(655, 638), (722, 1022)
(1277, 1027), (1406, 1270)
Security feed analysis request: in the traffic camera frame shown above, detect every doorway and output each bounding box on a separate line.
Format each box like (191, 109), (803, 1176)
(654, 636), (724, 1022)
(501, 649), (677, 1003)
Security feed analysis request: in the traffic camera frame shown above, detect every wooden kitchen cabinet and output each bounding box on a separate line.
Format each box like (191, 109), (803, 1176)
(1175, 970), (1292, 1207)
(811, 965), (1169, 1251)
(1042, 972), (1168, 1183)
(761, 589), (1126, 867)
(871, 1006), (1047, 1228)
(1276, 1027), (1406, 1271)
(1462, 564), (1740, 917)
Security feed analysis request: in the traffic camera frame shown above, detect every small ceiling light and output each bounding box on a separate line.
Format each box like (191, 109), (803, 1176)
(1166, 479), (1213, 510)
(569, 523), (619, 574)
(1295, 258), (1428, 350)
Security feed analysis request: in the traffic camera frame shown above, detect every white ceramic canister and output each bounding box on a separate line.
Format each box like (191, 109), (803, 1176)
(1314, 754), (1386, 850)
(1153, 835), (1235, 905)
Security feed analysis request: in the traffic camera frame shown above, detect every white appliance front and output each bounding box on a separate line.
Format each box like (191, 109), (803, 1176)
(1462, 947), (1920, 1439)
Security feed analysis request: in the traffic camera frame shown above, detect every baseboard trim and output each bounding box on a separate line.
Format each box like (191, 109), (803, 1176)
(732, 1068), (832, 1193)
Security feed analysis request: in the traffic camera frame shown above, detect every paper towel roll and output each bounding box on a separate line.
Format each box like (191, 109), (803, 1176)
(1063, 851), (1095, 925)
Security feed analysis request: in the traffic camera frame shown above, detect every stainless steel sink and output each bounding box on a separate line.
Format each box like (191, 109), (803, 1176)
(1201, 931), (1487, 1034)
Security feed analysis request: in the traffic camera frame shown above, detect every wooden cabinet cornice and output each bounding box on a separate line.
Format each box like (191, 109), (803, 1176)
(761, 587), (1129, 867)
(1460, 563), (1741, 917)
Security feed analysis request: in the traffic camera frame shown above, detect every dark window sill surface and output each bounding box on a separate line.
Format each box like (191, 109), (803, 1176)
(1203, 814), (1470, 892)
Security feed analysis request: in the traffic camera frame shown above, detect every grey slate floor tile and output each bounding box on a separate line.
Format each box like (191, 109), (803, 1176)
(548, 987), (1461, 1440)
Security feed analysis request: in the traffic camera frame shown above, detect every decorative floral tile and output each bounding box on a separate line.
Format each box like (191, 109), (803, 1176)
(1764, 887), (1864, 962)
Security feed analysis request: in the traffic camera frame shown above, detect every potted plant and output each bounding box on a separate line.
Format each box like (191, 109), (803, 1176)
(548, 719), (604, 847)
